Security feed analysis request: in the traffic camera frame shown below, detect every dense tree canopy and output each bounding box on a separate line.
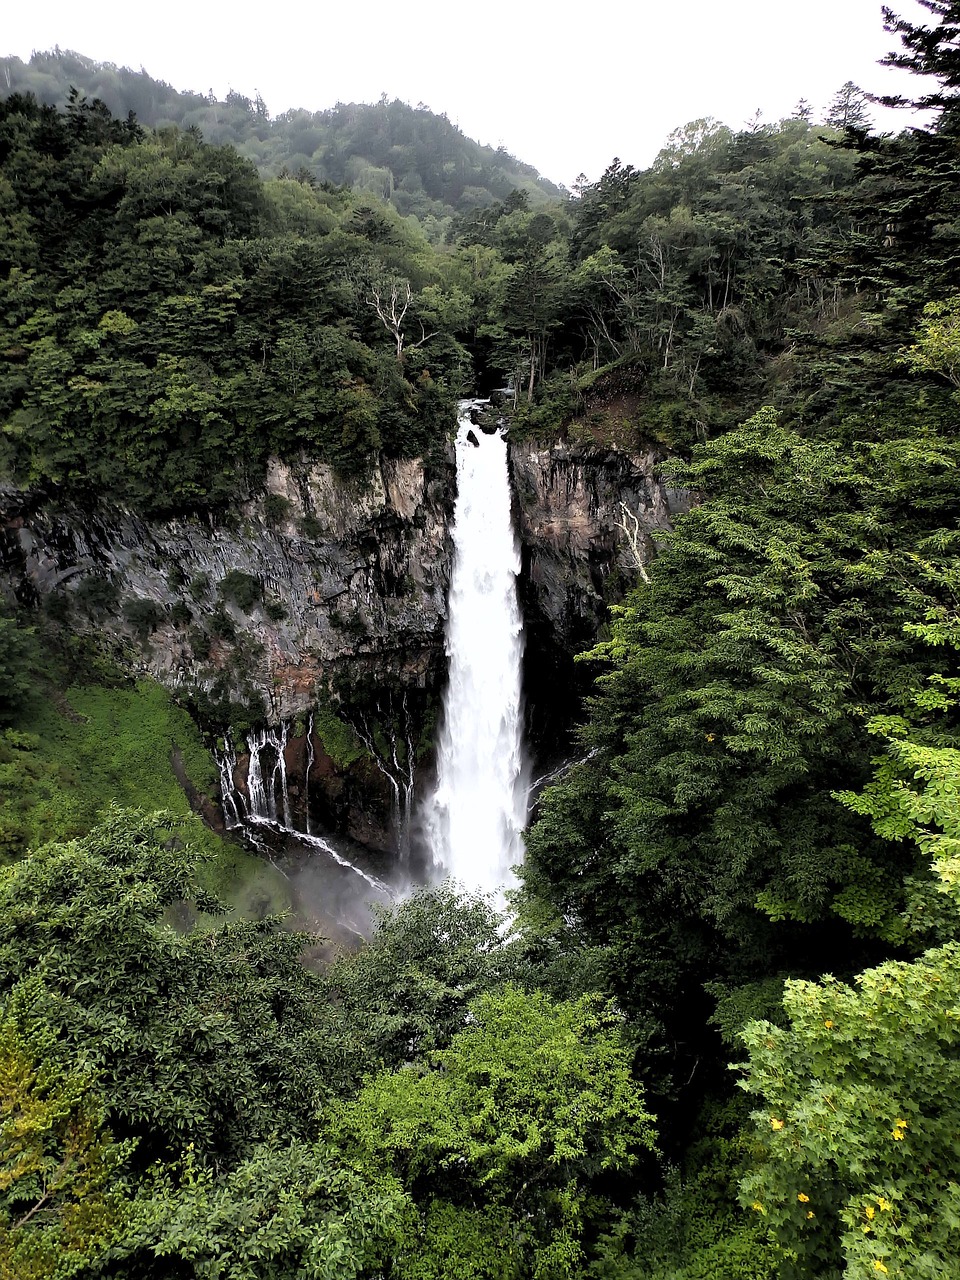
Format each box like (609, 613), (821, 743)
(5, 2), (960, 1275)
(0, 92), (467, 510)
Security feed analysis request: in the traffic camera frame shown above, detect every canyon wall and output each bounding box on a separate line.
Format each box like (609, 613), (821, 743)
(1, 437), (687, 847)
(511, 437), (691, 651)
(510, 437), (691, 749)
(1, 454), (452, 722)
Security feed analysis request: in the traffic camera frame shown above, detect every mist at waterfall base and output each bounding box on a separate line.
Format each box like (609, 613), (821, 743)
(216, 400), (530, 942)
(217, 723), (401, 952)
(419, 403), (530, 895)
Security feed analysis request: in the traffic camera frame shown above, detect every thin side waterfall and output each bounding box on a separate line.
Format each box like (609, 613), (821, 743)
(353, 694), (417, 861)
(422, 400), (530, 892)
(245, 724), (291, 827)
(216, 726), (393, 897)
(303, 712), (315, 837)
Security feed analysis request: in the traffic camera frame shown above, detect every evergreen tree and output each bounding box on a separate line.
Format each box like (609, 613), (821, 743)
(880, 1), (960, 129)
(824, 81), (872, 130)
(740, 634), (960, 1280)
(523, 395), (960, 1099)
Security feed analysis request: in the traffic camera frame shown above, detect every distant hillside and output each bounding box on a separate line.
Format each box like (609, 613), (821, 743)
(0, 49), (564, 233)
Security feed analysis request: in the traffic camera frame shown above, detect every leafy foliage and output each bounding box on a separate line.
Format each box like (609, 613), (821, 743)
(0, 607), (38, 728)
(4, 5), (960, 1275)
(0, 810), (330, 1165)
(590, 1151), (780, 1280)
(313, 705), (366, 769)
(0, 93), (462, 510)
(0, 673), (221, 859)
(122, 1141), (407, 1280)
(899, 295), (960, 387)
(740, 943), (960, 1280)
(0, 981), (132, 1279)
(318, 884), (525, 1088)
(879, 0), (960, 125)
(740, 628), (960, 1278)
(330, 984), (656, 1278)
(523, 396), (960, 1105)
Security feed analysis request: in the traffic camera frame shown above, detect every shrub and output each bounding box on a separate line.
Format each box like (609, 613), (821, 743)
(264, 493), (293, 527)
(122, 598), (164, 642)
(218, 571), (262, 612)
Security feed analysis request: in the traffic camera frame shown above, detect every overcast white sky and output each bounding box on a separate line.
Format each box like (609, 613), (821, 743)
(2, 0), (937, 188)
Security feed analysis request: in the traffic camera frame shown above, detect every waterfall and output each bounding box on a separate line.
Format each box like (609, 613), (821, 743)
(245, 724), (291, 827)
(217, 743), (244, 826)
(303, 711), (315, 837)
(217, 723), (293, 832)
(423, 400), (530, 892)
(217, 711), (413, 862)
(216, 723), (392, 896)
(353, 692), (417, 860)
(213, 398), (530, 899)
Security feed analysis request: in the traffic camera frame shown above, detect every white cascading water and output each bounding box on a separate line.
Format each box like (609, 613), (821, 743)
(245, 724), (291, 827)
(423, 400), (530, 893)
(216, 727), (390, 896)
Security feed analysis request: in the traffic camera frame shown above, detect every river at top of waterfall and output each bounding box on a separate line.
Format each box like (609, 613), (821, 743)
(421, 400), (530, 895)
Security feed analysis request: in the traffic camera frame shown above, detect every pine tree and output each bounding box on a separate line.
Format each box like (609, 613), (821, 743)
(824, 81), (872, 130)
(880, 2), (960, 129)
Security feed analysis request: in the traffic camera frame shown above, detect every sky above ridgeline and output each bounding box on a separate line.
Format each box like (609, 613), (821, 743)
(3, 0), (937, 189)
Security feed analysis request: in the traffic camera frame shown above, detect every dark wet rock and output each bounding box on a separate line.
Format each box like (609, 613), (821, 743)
(1, 454), (455, 721)
(510, 438), (688, 653)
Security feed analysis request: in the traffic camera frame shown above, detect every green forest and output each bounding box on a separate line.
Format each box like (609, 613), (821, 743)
(2, 0), (960, 1276)
(0, 48), (563, 233)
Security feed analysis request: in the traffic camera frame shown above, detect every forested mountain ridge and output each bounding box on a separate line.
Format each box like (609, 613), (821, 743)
(0, 88), (470, 511)
(4, 2), (960, 1277)
(0, 47), (564, 235)
(0, 82), (916, 515)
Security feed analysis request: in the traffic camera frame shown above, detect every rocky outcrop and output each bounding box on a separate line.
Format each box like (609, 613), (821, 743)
(0, 453), (454, 722)
(510, 437), (689, 652)
(509, 437), (690, 748)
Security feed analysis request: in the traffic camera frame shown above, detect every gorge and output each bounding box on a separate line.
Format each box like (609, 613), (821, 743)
(0, 418), (685, 905)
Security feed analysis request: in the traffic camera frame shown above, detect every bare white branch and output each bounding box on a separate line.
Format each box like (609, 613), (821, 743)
(616, 502), (651, 583)
(367, 279), (412, 360)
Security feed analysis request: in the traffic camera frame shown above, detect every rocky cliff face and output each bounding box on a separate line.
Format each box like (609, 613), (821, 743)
(1, 437), (685, 847)
(510, 437), (690, 747)
(1, 455), (454, 851)
(511, 438), (688, 649)
(1, 454), (453, 722)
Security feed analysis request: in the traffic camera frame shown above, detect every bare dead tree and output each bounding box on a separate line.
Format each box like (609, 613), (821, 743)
(366, 278), (441, 362)
(616, 502), (651, 583)
(367, 278), (412, 360)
